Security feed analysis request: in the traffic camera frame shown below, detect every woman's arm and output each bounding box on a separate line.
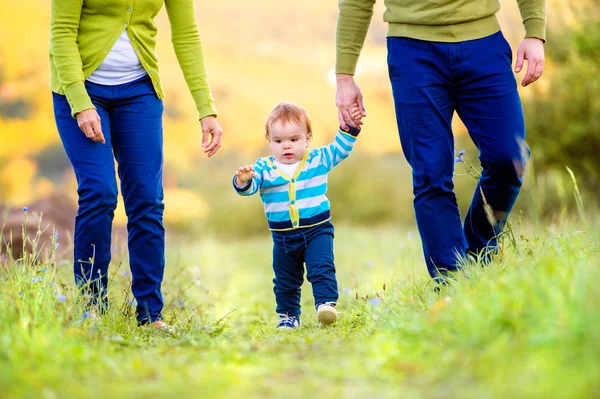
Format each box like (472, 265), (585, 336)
(50, 0), (95, 117)
(165, 0), (222, 156)
(164, 0), (217, 120)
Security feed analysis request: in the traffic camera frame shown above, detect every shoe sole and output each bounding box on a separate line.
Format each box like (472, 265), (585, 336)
(317, 308), (338, 326)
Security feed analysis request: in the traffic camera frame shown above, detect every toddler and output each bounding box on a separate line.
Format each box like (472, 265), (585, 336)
(233, 102), (362, 329)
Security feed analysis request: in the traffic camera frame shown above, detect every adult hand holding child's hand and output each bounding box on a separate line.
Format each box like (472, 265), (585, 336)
(235, 165), (257, 187)
(336, 74), (367, 130)
(340, 103), (365, 132)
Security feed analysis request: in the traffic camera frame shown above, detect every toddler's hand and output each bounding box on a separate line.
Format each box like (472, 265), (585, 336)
(235, 165), (258, 186)
(351, 102), (365, 122)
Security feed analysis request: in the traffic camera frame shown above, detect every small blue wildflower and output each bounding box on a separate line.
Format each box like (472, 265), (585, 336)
(40, 267), (46, 272)
(177, 300), (184, 307)
(54, 291), (58, 296)
(458, 150), (465, 156)
(82, 311), (90, 319)
(55, 233), (60, 239)
(32, 278), (38, 283)
(18, 291), (22, 296)
(49, 282), (54, 286)
(369, 297), (381, 307)
(455, 156), (463, 163)
(23, 206), (29, 212)
(122, 271), (130, 277)
(127, 299), (134, 305)
(58, 295), (67, 303)
(55, 243), (60, 249)
(343, 287), (351, 295)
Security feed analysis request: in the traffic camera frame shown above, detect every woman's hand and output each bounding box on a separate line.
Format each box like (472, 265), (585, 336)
(200, 116), (223, 157)
(76, 109), (105, 144)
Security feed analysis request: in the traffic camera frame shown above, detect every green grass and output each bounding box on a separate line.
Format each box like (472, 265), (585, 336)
(1, 221), (599, 398)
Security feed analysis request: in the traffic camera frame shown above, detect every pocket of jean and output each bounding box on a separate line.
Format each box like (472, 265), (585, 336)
(498, 31), (514, 61)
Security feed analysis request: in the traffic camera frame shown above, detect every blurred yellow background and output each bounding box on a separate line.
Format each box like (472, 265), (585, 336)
(0, 0), (596, 235)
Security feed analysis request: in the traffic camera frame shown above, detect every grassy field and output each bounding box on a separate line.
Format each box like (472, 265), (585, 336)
(1, 217), (599, 398)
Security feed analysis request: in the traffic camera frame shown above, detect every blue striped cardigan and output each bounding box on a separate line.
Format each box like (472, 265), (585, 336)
(234, 127), (360, 231)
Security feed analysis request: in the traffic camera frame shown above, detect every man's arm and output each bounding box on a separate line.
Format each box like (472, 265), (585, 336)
(335, 0), (376, 130)
(336, 0), (377, 75)
(516, 0), (547, 41)
(514, 0), (547, 86)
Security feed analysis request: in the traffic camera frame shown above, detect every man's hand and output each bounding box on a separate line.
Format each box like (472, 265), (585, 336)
(200, 116), (223, 157)
(515, 37), (545, 87)
(235, 165), (257, 187)
(336, 74), (367, 130)
(76, 108), (105, 144)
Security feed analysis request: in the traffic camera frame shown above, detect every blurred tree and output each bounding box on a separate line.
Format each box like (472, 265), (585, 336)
(0, 98), (32, 119)
(0, 68), (33, 120)
(525, 16), (600, 199)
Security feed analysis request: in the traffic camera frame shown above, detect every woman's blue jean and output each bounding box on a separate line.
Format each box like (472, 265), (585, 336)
(388, 32), (528, 280)
(53, 76), (165, 324)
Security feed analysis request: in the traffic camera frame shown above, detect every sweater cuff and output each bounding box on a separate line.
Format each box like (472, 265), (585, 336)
(192, 88), (218, 120)
(233, 176), (251, 192)
(339, 126), (361, 137)
(64, 81), (95, 118)
(336, 53), (359, 75)
(523, 18), (546, 42)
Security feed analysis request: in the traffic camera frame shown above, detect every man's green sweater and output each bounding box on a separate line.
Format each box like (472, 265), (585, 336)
(50, 0), (216, 119)
(336, 0), (547, 75)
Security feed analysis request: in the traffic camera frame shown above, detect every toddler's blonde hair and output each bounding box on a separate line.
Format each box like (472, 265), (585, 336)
(265, 102), (312, 140)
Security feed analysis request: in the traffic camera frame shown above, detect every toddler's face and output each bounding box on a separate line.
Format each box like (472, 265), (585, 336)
(268, 121), (311, 164)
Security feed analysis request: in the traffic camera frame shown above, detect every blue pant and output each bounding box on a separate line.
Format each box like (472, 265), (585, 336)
(53, 76), (165, 324)
(271, 221), (338, 316)
(387, 32), (527, 280)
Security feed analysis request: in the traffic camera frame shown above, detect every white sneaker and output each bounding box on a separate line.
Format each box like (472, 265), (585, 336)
(316, 302), (339, 326)
(276, 314), (301, 330)
(150, 320), (174, 335)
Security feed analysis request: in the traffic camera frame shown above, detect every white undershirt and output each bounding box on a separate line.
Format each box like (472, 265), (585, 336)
(87, 30), (147, 85)
(274, 160), (300, 177)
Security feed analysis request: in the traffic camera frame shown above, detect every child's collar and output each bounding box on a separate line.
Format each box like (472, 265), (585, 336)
(266, 150), (309, 181)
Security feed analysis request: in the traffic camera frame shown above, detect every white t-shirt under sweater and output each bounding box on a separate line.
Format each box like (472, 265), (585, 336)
(87, 30), (147, 85)
(273, 160), (300, 177)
